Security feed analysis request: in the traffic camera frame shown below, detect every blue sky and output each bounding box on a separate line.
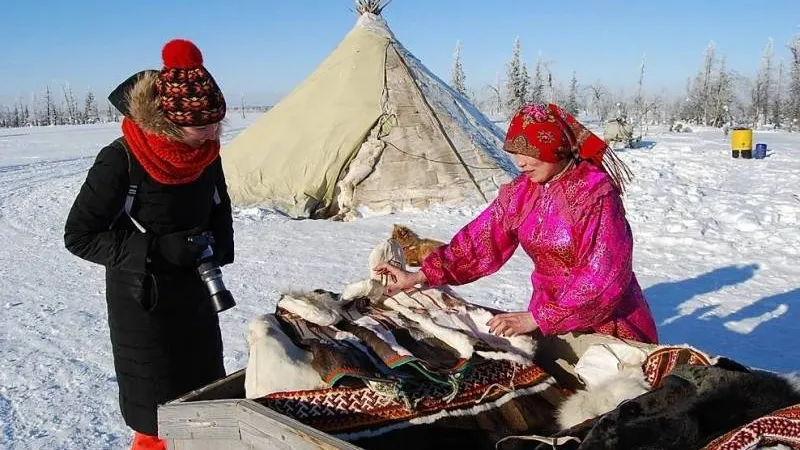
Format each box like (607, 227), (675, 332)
(1, 0), (798, 106)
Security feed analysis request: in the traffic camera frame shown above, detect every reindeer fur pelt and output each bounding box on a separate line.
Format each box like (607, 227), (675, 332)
(531, 364), (800, 450)
(244, 314), (326, 398)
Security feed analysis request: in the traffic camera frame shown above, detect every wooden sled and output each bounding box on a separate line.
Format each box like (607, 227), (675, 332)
(157, 332), (656, 450)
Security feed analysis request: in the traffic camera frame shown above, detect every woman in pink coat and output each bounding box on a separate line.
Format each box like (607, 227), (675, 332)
(377, 103), (658, 343)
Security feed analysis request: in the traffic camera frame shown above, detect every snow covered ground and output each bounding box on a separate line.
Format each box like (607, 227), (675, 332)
(1, 115), (798, 449)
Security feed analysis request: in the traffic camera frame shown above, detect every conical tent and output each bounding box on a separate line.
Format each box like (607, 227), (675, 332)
(221, 11), (518, 219)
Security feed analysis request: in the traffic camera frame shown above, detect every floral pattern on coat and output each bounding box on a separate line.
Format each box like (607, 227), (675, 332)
(421, 161), (658, 343)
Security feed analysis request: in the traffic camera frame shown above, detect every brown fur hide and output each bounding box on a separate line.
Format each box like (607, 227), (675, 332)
(390, 224), (445, 267)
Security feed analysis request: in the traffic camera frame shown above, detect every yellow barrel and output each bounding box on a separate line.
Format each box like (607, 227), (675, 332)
(731, 128), (753, 151)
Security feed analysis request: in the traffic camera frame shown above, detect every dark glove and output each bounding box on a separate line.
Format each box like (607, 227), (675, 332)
(152, 227), (207, 268)
(210, 238), (232, 266)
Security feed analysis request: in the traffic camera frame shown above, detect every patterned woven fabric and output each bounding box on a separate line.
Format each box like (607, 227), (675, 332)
(642, 345), (714, 388)
(702, 404), (800, 450)
(257, 360), (553, 433)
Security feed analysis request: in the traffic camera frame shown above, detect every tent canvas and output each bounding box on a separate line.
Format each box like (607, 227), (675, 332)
(221, 12), (518, 219)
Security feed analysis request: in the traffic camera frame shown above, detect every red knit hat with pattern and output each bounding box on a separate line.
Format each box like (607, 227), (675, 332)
(154, 39), (226, 126)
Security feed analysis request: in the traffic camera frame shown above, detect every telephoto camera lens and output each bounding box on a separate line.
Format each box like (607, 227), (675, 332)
(197, 259), (236, 313)
(189, 233), (236, 313)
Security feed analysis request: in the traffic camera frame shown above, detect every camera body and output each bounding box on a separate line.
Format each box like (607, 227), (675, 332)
(187, 232), (236, 313)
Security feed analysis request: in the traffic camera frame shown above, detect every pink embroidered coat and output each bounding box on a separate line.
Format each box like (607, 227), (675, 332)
(421, 161), (658, 343)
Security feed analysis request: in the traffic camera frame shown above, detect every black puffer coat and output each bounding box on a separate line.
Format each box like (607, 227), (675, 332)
(64, 71), (234, 435)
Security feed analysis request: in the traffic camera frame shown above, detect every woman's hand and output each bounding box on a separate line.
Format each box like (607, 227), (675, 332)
(486, 311), (538, 337)
(373, 262), (428, 295)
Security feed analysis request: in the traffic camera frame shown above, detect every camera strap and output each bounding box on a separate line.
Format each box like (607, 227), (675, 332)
(111, 138), (220, 234)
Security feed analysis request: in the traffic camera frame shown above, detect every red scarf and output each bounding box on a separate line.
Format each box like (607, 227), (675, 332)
(121, 117), (220, 185)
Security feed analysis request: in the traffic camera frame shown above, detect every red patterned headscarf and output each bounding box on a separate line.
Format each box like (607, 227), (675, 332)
(503, 103), (633, 192)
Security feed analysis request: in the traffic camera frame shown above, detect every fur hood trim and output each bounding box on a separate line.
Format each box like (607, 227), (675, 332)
(126, 71), (184, 141)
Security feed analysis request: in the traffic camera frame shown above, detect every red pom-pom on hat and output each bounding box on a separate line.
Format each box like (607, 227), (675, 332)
(162, 39), (203, 69)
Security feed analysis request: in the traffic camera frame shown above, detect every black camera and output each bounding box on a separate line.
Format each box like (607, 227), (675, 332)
(187, 232), (236, 313)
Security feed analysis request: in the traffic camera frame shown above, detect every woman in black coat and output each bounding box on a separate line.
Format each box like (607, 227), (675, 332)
(64, 39), (234, 449)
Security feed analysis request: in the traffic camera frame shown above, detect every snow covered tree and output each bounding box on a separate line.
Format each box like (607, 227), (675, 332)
(450, 40), (467, 97)
(505, 37), (525, 115)
(726, 72), (753, 124)
(710, 55), (734, 126)
(545, 71), (555, 104)
(12, 103), (21, 128)
(788, 36), (800, 131)
(634, 55), (646, 126)
(480, 72), (504, 118)
(530, 56), (545, 104)
(643, 95), (664, 129)
(682, 42), (718, 124)
(84, 90), (100, 124)
(62, 83), (80, 124)
(772, 59), (785, 128)
(679, 42), (736, 126)
(14, 100), (26, 128)
(630, 56), (663, 132)
(20, 96), (32, 127)
(519, 61), (531, 104)
(0, 108), (7, 128)
(752, 38), (774, 126)
(105, 101), (120, 123)
(586, 83), (610, 121)
(565, 71), (579, 115)
(43, 86), (57, 126)
(700, 42), (717, 124)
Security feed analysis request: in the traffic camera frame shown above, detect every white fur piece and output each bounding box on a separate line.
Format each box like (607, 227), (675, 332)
(277, 291), (343, 326)
(779, 372), (800, 396)
(384, 293), (474, 359)
(368, 239), (406, 281)
(574, 342), (650, 389)
(341, 279), (385, 303)
(244, 314), (326, 399)
(341, 239), (405, 301)
(383, 288), (536, 363)
(351, 314), (413, 358)
(557, 368), (650, 429)
(429, 306), (536, 362)
(389, 286), (442, 310)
